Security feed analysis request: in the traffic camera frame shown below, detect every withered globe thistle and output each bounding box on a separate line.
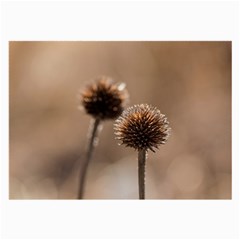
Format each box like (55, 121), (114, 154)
(81, 76), (128, 120)
(77, 76), (128, 199)
(114, 104), (170, 152)
(114, 103), (170, 200)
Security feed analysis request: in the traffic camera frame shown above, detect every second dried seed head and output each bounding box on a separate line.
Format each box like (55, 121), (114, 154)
(81, 76), (128, 120)
(114, 104), (170, 152)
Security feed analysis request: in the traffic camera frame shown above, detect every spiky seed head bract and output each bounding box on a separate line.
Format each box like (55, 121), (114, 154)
(114, 104), (170, 152)
(80, 76), (128, 120)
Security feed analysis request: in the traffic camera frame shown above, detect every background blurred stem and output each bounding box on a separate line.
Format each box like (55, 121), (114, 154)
(138, 149), (146, 199)
(78, 118), (101, 199)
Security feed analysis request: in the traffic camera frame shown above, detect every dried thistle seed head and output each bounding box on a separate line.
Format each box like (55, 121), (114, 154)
(114, 104), (170, 152)
(80, 76), (128, 120)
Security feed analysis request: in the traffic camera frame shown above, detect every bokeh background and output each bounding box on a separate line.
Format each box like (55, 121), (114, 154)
(9, 41), (231, 199)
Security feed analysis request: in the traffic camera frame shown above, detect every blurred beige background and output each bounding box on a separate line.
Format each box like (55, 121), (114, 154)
(9, 41), (231, 199)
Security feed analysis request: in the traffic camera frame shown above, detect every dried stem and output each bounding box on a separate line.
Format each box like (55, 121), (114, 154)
(78, 118), (101, 199)
(138, 149), (146, 199)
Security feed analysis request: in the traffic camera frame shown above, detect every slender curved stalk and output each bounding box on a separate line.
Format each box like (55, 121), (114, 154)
(78, 118), (101, 199)
(138, 149), (146, 199)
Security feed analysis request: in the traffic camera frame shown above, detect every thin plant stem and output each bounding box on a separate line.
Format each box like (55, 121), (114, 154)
(78, 118), (101, 199)
(138, 149), (146, 199)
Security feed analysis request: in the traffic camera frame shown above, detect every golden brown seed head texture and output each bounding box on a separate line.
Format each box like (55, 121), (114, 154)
(114, 104), (170, 152)
(81, 76), (128, 120)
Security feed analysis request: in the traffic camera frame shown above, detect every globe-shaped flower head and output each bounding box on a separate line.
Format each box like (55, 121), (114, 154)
(81, 76), (128, 120)
(114, 104), (170, 152)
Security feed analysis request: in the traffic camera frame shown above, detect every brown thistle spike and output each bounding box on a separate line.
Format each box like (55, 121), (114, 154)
(114, 104), (171, 199)
(77, 76), (128, 199)
(114, 104), (170, 152)
(81, 76), (128, 120)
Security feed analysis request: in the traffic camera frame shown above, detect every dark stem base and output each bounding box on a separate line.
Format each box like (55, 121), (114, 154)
(78, 118), (101, 199)
(138, 149), (146, 199)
